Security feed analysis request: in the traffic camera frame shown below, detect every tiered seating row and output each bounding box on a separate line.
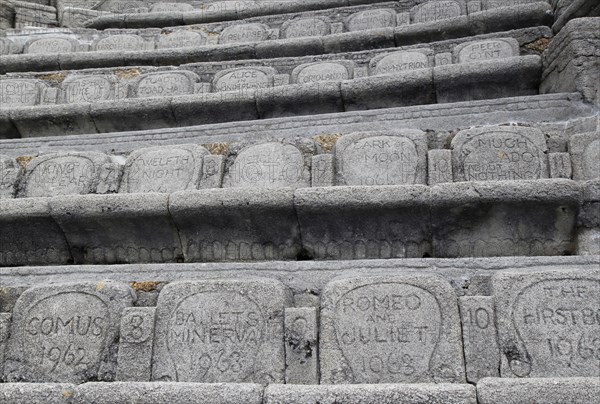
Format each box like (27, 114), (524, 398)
(0, 2), (553, 73)
(0, 267), (597, 388)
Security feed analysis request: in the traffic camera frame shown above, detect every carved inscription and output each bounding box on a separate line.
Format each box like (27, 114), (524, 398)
(24, 156), (102, 197)
(61, 76), (113, 104)
(214, 69), (270, 92)
(26, 37), (74, 54)
(334, 283), (442, 383)
(156, 31), (206, 49)
(346, 9), (396, 32)
(509, 279), (600, 377)
(340, 136), (419, 185)
(224, 143), (309, 188)
(458, 40), (516, 63)
(136, 73), (194, 98)
(219, 24), (268, 44)
(283, 18), (329, 39)
(122, 147), (206, 193)
(166, 291), (267, 382)
(456, 132), (545, 181)
(94, 35), (145, 51)
(0, 80), (40, 106)
(20, 293), (109, 380)
(121, 308), (154, 344)
(412, 1), (463, 23)
(295, 63), (349, 84)
(583, 139), (600, 180)
(373, 52), (430, 75)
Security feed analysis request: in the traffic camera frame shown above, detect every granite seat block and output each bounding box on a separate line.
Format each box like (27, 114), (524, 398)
(10, 103), (96, 138)
(48, 193), (183, 264)
(492, 268), (600, 378)
(72, 382), (264, 404)
(152, 279), (292, 383)
(0, 383), (76, 404)
(295, 185), (432, 260)
(577, 179), (600, 255)
(434, 55), (541, 103)
(477, 377), (600, 404)
(171, 91), (259, 127)
(569, 131), (600, 181)
(169, 188), (301, 262)
(0, 155), (21, 199)
(265, 384), (477, 404)
(0, 197), (72, 266)
(3, 281), (134, 383)
(319, 275), (466, 383)
(256, 82), (344, 119)
(431, 179), (582, 257)
(341, 68), (435, 110)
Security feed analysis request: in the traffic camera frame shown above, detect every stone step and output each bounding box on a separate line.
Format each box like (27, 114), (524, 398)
(0, 178), (593, 266)
(0, 55), (542, 138)
(0, 267), (598, 385)
(1, 379), (599, 403)
(0, 2), (553, 73)
(0, 93), (595, 155)
(0, 27), (549, 110)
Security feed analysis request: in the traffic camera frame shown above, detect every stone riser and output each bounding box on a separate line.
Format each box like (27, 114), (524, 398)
(0, 179), (596, 266)
(0, 3), (553, 74)
(0, 56), (541, 138)
(1, 93), (595, 155)
(1, 379), (599, 403)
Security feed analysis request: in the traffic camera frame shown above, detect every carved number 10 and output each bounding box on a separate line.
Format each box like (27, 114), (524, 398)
(466, 308), (490, 329)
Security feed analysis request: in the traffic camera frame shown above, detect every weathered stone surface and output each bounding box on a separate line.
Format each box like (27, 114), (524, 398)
(296, 185), (432, 259)
(477, 377), (600, 404)
(222, 140), (314, 189)
(369, 50), (432, 76)
(0, 313), (11, 376)
(156, 30), (207, 49)
(569, 132), (599, 181)
(152, 279), (292, 383)
(18, 152), (120, 198)
(345, 9), (396, 32)
(320, 275), (465, 383)
(311, 154), (334, 187)
(0, 79), (44, 106)
(120, 145), (209, 193)
(3, 281), (134, 383)
(281, 17), (330, 39)
(431, 180), (580, 257)
(59, 75), (116, 104)
(0, 198), (72, 266)
(199, 154), (225, 189)
(0, 383), (75, 404)
(116, 307), (156, 382)
(459, 296), (500, 383)
(219, 23), (268, 44)
(132, 71), (199, 98)
(150, 2), (194, 12)
(0, 155), (21, 198)
(451, 126), (549, 182)
(482, 0), (541, 9)
(428, 149), (453, 185)
(24, 37), (78, 54)
(285, 307), (319, 384)
(548, 152), (572, 179)
(411, 0), (466, 23)
(170, 188), (301, 261)
(334, 130), (428, 186)
(493, 268), (600, 378)
(49, 193), (183, 264)
(292, 61), (352, 84)
(453, 38), (519, 63)
(0, 38), (18, 55)
(73, 382), (264, 404)
(93, 34), (148, 51)
(265, 384), (477, 404)
(213, 67), (274, 92)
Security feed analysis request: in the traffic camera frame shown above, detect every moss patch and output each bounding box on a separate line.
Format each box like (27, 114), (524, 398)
(115, 68), (141, 79)
(203, 142), (229, 155)
(38, 72), (65, 84)
(313, 134), (342, 153)
(524, 37), (551, 53)
(16, 156), (34, 168)
(131, 281), (162, 292)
